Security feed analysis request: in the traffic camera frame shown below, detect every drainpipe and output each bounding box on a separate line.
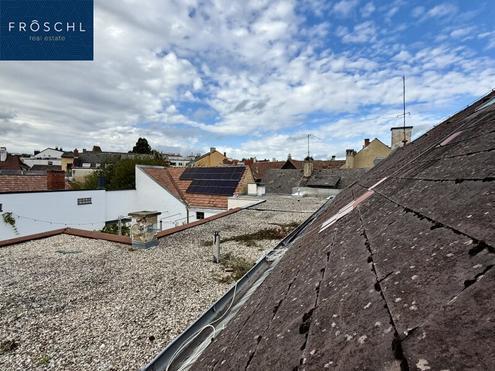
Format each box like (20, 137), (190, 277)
(186, 207), (190, 224)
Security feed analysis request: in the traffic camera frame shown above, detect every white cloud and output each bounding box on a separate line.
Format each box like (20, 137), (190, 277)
(361, 2), (375, 17)
(333, 0), (359, 17)
(336, 21), (376, 43)
(1, 0), (494, 160)
(426, 3), (458, 18)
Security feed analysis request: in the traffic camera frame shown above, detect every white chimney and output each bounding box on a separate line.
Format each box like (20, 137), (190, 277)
(0, 147), (7, 162)
(391, 126), (413, 150)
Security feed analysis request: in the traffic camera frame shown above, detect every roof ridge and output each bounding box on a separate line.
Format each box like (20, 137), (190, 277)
(165, 167), (188, 205)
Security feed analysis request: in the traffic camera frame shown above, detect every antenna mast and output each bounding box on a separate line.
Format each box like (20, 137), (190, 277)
(307, 134), (310, 159)
(402, 75), (407, 145)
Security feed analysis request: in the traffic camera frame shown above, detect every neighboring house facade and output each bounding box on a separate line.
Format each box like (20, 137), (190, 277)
(21, 148), (64, 168)
(193, 148), (227, 167)
(342, 138), (391, 169)
(167, 154), (195, 167)
(0, 147), (29, 175)
(342, 128), (413, 170)
(141, 165), (254, 222)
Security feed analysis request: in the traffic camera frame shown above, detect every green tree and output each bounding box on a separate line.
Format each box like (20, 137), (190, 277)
(79, 156), (167, 190)
(132, 138), (152, 154)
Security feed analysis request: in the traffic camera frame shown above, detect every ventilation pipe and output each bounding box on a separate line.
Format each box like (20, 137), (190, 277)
(213, 231), (221, 263)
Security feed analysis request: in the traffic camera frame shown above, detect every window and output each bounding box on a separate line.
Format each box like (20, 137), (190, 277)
(0, 203), (2, 212)
(48, 161), (53, 165)
(196, 211), (205, 220)
(77, 197), (92, 205)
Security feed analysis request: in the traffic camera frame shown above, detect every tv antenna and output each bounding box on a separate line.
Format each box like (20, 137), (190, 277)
(402, 75), (407, 145)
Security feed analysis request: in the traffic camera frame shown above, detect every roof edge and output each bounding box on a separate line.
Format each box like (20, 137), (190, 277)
(156, 208), (241, 239)
(0, 227), (131, 248)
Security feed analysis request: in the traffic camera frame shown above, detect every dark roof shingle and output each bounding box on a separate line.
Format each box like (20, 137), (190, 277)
(190, 91), (495, 370)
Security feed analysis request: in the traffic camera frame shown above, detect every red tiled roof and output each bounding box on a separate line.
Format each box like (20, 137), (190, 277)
(143, 167), (248, 209)
(0, 175), (71, 193)
(0, 154), (27, 171)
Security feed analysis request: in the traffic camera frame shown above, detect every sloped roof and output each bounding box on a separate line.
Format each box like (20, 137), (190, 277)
(0, 175), (71, 193)
(251, 160), (345, 182)
(250, 161), (287, 181)
(0, 154), (28, 172)
(191, 91), (495, 370)
(142, 166), (249, 209)
(264, 168), (367, 193)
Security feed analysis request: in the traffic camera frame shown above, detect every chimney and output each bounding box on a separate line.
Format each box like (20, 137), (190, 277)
(391, 126), (413, 150)
(128, 211), (162, 249)
(331, 155), (336, 161)
(213, 231), (221, 263)
(82, 148), (87, 153)
(303, 157), (314, 177)
(345, 149), (356, 169)
(223, 152), (226, 157)
(363, 138), (370, 148)
(210, 147), (216, 153)
(47, 170), (66, 190)
(0, 147), (7, 162)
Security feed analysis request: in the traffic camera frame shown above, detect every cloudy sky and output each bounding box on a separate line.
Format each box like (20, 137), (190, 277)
(1, 0), (494, 160)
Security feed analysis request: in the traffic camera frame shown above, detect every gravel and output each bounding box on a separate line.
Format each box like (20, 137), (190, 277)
(0, 195), (327, 370)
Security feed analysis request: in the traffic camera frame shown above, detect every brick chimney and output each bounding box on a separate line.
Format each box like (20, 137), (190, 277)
(391, 126), (413, 150)
(47, 170), (66, 190)
(363, 138), (370, 148)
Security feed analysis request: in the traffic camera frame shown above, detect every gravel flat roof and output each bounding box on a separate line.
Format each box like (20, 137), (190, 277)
(0, 195), (326, 370)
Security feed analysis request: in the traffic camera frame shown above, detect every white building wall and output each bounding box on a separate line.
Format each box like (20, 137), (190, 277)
(22, 159), (62, 167)
(135, 166), (188, 229)
(0, 190), (106, 240)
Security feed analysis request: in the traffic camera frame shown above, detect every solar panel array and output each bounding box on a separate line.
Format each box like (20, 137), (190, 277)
(181, 167), (245, 196)
(180, 167), (244, 181)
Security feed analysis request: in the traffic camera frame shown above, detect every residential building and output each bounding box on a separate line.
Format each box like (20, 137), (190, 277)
(192, 147), (227, 167)
(0, 147), (29, 174)
(61, 151), (75, 175)
(342, 138), (392, 169)
(21, 147), (64, 168)
(141, 165), (255, 221)
(166, 154), (195, 167)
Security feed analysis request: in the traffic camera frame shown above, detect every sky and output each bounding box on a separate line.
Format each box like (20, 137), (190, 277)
(1, 0), (494, 160)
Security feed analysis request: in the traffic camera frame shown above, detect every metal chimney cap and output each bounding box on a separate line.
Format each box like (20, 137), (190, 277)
(128, 211), (162, 218)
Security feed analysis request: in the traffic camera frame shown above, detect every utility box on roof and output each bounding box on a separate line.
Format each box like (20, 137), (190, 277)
(128, 211), (161, 249)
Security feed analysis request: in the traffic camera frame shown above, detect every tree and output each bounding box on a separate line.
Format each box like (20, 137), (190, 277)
(79, 156), (167, 190)
(132, 138), (152, 154)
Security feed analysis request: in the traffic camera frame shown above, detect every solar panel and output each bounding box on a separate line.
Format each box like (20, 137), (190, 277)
(186, 179), (239, 196)
(180, 167), (244, 181)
